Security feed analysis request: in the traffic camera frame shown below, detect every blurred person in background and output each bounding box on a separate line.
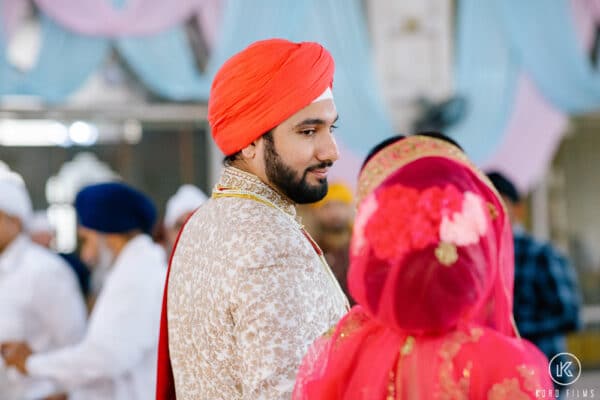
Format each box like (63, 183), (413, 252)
(157, 38), (349, 400)
(163, 184), (207, 255)
(0, 173), (87, 400)
(29, 210), (91, 301)
(309, 181), (355, 303)
(28, 211), (54, 248)
(294, 135), (553, 399)
(487, 171), (582, 390)
(1, 182), (166, 400)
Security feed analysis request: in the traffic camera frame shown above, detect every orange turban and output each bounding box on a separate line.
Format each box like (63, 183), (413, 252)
(208, 38), (335, 155)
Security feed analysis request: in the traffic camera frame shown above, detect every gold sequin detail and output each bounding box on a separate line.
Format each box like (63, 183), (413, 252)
(388, 336), (414, 400)
(487, 378), (530, 400)
(487, 202), (499, 220)
(516, 364), (538, 393)
(438, 329), (482, 399)
(322, 326), (336, 339)
(470, 327), (483, 341)
(462, 361), (473, 379)
(435, 242), (458, 266)
(400, 336), (415, 356)
(387, 369), (396, 400)
(333, 311), (369, 349)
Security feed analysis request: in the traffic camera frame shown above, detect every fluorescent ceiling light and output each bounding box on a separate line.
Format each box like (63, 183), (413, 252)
(0, 120), (69, 146)
(69, 121), (98, 146)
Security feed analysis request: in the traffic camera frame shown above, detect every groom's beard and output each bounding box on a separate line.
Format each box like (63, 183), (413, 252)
(264, 137), (331, 204)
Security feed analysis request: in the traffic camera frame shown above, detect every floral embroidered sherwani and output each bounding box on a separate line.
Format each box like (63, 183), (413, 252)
(167, 166), (349, 400)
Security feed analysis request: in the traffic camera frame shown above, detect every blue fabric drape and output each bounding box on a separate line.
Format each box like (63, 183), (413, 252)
(115, 26), (211, 100)
(1, 0), (394, 156)
(499, 0), (600, 113)
(4, 0), (600, 161)
(0, 16), (108, 103)
(450, 0), (600, 163)
(447, 0), (519, 164)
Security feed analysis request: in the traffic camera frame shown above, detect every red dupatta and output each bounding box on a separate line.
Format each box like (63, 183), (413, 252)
(294, 136), (552, 399)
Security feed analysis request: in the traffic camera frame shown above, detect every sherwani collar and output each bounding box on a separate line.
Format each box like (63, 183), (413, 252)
(215, 166), (298, 220)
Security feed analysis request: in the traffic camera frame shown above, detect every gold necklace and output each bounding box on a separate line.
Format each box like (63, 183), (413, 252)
(212, 186), (350, 311)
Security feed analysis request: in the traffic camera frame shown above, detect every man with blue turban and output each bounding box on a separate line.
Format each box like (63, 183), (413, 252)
(1, 182), (166, 400)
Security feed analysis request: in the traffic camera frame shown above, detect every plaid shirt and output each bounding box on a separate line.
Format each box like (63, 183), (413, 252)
(512, 227), (582, 360)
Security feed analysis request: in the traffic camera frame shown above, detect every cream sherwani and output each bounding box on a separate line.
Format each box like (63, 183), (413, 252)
(167, 166), (349, 399)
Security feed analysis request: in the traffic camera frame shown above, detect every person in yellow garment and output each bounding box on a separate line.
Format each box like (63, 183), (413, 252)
(156, 38), (349, 400)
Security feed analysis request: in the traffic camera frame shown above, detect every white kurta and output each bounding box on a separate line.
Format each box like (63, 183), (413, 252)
(0, 235), (87, 399)
(26, 234), (166, 400)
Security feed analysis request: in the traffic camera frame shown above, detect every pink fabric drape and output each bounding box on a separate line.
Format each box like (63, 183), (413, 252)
(334, 0), (600, 196)
(2, 0), (223, 46)
(482, 75), (568, 193)
(195, 0), (223, 50)
(483, 0), (600, 193)
(1, 0), (29, 39)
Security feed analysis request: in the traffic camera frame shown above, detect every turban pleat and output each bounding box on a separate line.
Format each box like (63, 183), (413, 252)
(208, 38), (335, 155)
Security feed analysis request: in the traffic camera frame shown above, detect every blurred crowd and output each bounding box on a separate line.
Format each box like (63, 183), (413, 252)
(0, 165), (210, 399)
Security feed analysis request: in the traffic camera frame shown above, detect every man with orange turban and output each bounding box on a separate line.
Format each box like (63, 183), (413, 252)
(156, 39), (349, 399)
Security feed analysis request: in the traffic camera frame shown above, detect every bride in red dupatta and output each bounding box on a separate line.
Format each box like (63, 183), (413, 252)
(293, 136), (552, 399)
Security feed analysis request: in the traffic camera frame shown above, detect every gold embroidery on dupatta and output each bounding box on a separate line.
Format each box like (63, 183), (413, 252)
(357, 136), (470, 203)
(516, 364), (538, 393)
(487, 202), (499, 220)
(438, 328), (483, 399)
(389, 335), (416, 398)
(400, 336), (415, 356)
(387, 370), (396, 400)
(462, 361), (473, 380)
(333, 311), (369, 348)
(470, 327), (483, 341)
(322, 326), (336, 339)
(487, 378), (530, 400)
(357, 136), (507, 217)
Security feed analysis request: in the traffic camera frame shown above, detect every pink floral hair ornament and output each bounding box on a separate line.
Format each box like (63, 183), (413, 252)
(353, 184), (489, 268)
